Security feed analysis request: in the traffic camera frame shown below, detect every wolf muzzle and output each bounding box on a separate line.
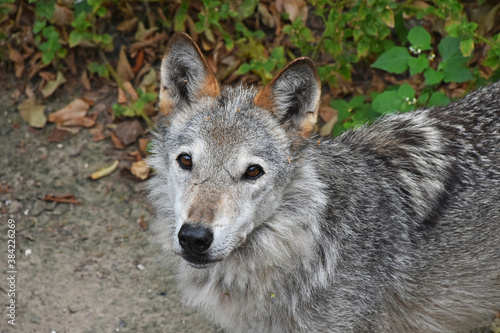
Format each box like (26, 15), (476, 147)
(178, 224), (214, 255)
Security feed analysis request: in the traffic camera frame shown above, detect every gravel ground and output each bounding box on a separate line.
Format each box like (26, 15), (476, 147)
(0, 89), (218, 333)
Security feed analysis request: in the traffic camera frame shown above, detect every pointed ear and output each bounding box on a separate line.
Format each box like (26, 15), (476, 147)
(159, 32), (220, 115)
(254, 57), (321, 137)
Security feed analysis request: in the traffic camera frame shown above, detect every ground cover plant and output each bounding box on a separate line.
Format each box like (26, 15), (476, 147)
(1, 0), (500, 173)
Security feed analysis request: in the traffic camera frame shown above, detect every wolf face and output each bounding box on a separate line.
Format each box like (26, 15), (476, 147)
(148, 32), (321, 268)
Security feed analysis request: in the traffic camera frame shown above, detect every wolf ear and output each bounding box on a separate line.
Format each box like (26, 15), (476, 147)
(254, 57), (321, 137)
(159, 32), (220, 115)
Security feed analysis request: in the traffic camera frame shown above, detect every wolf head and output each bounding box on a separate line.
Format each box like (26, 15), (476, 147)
(148, 32), (321, 268)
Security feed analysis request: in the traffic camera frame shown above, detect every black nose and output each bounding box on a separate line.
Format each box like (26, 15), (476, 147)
(178, 224), (214, 255)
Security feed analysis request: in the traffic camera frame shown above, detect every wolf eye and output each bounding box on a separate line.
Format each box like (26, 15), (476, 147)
(244, 165), (264, 180)
(177, 154), (192, 170)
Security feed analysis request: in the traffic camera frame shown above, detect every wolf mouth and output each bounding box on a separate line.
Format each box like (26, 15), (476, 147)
(181, 253), (220, 268)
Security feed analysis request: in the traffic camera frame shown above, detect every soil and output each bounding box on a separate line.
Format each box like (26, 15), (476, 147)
(0, 80), (498, 333)
(0, 86), (218, 333)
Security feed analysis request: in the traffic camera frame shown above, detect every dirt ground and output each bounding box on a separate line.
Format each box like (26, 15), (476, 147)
(0, 78), (498, 333)
(0, 83), (219, 332)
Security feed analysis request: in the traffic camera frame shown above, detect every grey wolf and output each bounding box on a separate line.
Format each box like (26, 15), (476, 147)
(147, 32), (500, 332)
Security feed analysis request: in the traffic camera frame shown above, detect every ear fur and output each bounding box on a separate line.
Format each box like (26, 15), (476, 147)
(159, 32), (220, 115)
(254, 57), (321, 137)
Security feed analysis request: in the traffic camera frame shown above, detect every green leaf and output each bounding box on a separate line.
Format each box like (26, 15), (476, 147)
(237, 63), (251, 75)
(439, 37), (461, 62)
(418, 92), (429, 105)
(238, 0), (258, 18)
(349, 96), (366, 109)
(371, 47), (410, 74)
(424, 68), (444, 85)
(33, 20), (46, 35)
(427, 92), (450, 107)
(398, 83), (415, 99)
(460, 38), (474, 57)
(408, 26), (431, 51)
(372, 90), (401, 114)
(174, 0), (189, 31)
(408, 54), (429, 76)
(443, 66), (473, 83)
(331, 99), (350, 121)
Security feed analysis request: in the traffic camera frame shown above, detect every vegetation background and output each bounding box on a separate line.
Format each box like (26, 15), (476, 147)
(2, 0), (500, 146)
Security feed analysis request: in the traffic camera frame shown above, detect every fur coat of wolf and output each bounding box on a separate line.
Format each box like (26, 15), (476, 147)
(147, 32), (500, 333)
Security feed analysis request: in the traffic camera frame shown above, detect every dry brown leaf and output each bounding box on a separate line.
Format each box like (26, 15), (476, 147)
(117, 46), (134, 81)
(89, 122), (106, 142)
(133, 49), (144, 74)
(127, 150), (143, 162)
(130, 160), (150, 180)
(117, 81), (139, 103)
(81, 70), (91, 91)
(60, 113), (97, 128)
(9, 45), (24, 78)
(48, 128), (72, 143)
(39, 71), (56, 81)
(63, 51), (77, 74)
(277, 0), (308, 22)
(42, 71), (66, 99)
(134, 21), (158, 41)
(117, 17), (138, 33)
(319, 105), (337, 123)
(48, 98), (91, 126)
(53, 4), (73, 26)
(10, 89), (22, 100)
(18, 98), (47, 128)
(43, 194), (81, 205)
(113, 120), (144, 146)
(258, 3), (276, 28)
(320, 115), (338, 138)
(111, 132), (126, 149)
(138, 138), (149, 156)
(129, 31), (167, 53)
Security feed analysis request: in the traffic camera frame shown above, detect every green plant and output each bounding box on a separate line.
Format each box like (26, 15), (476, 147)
(112, 89), (156, 126)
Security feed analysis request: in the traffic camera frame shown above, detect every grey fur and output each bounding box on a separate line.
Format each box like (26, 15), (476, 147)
(147, 33), (500, 333)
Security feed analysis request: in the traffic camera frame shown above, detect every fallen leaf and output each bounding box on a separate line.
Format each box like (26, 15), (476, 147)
(52, 4), (74, 26)
(48, 128), (72, 143)
(113, 120), (144, 146)
(130, 160), (150, 180)
(277, 0), (308, 22)
(134, 21), (158, 41)
(117, 46), (134, 82)
(117, 81), (139, 103)
(81, 70), (91, 91)
(42, 71), (66, 99)
(9, 45), (24, 78)
(138, 217), (148, 231)
(320, 115), (338, 137)
(110, 132), (126, 149)
(39, 71), (56, 81)
(133, 49), (144, 74)
(319, 105), (337, 123)
(89, 123), (106, 142)
(48, 98), (91, 126)
(42, 194), (81, 205)
(138, 138), (149, 156)
(90, 160), (119, 180)
(117, 17), (138, 33)
(18, 98), (47, 128)
(129, 31), (167, 53)
(60, 112), (97, 128)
